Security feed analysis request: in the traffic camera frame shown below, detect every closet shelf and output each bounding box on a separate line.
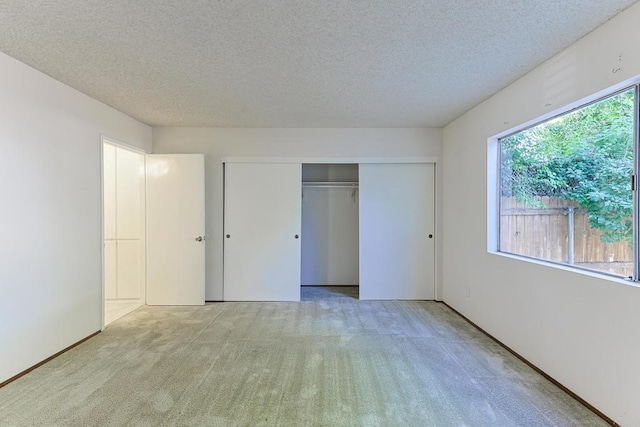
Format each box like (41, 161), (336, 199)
(302, 181), (359, 188)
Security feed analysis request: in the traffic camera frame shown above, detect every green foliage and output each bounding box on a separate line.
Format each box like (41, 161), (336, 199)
(501, 89), (635, 244)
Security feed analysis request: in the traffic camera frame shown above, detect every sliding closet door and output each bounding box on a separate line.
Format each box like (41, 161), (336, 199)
(359, 163), (435, 300)
(224, 163), (301, 301)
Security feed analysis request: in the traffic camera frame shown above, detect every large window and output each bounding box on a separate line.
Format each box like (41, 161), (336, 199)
(499, 87), (637, 278)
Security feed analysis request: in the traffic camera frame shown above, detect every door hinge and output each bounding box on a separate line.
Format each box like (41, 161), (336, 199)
(632, 174), (636, 191)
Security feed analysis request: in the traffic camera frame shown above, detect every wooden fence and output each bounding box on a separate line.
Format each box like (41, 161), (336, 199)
(500, 197), (632, 277)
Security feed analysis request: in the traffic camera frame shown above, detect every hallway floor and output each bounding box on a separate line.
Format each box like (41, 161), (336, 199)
(105, 299), (142, 325)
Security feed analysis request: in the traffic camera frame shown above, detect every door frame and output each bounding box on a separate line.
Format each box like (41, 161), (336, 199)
(221, 156), (441, 301)
(100, 135), (149, 331)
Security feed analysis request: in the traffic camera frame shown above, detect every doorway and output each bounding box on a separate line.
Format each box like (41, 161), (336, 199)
(301, 164), (360, 300)
(103, 141), (146, 325)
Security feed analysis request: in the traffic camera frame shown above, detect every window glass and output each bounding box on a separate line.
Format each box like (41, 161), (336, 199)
(499, 88), (635, 277)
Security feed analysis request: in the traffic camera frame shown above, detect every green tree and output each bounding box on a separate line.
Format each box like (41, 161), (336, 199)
(501, 88), (635, 244)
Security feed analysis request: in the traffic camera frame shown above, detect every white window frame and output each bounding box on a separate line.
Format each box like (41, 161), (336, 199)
(487, 81), (640, 284)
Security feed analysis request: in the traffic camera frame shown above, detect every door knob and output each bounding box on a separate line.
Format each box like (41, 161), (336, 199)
(226, 234), (231, 238)
(428, 234), (433, 239)
(295, 234), (299, 239)
(195, 236), (205, 242)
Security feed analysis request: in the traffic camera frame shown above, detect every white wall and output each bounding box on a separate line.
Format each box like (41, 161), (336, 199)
(0, 52), (151, 384)
(301, 187), (360, 286)
(302, 163), (359, 182)
(152, 128), (442, 300)
(442, 3), (640, 425)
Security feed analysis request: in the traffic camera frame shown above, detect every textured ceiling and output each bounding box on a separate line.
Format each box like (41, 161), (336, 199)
(0, 1), (637, 127)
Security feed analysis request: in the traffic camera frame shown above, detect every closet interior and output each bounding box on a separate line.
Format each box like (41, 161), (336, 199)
(301, 164), (359, 298)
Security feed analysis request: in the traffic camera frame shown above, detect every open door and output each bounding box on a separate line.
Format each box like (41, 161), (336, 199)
(146, 154), (205, 305)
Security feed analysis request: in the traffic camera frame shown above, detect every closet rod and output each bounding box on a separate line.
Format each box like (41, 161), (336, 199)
(302, 181), (359, 188)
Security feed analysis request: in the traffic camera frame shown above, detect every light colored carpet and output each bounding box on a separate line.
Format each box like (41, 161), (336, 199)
(0, 287), (606, 426)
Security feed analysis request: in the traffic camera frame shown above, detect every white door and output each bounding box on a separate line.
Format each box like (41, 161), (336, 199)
(359, 163), (435, 300)
(224, 162), (301, 301)
(146, 154), (205, 305)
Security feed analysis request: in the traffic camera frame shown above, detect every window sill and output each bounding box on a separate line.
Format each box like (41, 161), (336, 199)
(488, 251), (640, 289)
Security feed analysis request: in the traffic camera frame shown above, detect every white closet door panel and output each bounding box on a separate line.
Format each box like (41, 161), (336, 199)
(116, 148), (142, 239)
(224, 163), (301, 301)
(104, 240), (117, 299)
(103, 144), (117, 240)
(146, 154), (205, 305)
(117, 240), (141, 299)
(359, 163), (435, 300)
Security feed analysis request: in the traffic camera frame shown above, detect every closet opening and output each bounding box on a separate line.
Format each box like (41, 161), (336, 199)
(103, 141), (146, 326)
(300, 164), (359, 300)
